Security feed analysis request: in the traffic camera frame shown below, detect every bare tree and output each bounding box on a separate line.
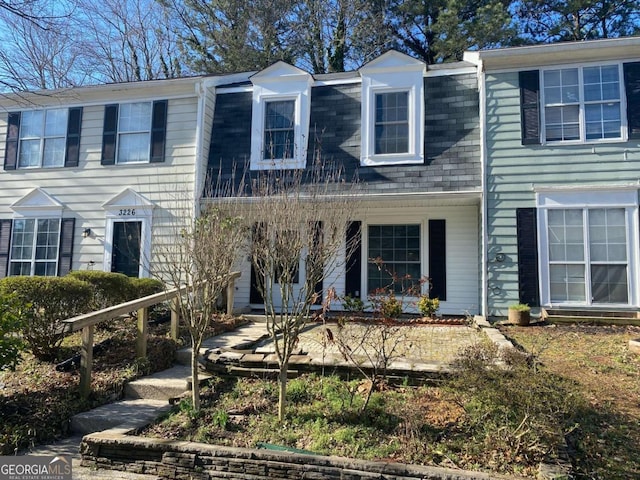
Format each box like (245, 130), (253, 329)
(0, 1), (80, 91)
(154, 185), (248, 411)
(74, 0), (183, 83)
(248, 164), (359, 421)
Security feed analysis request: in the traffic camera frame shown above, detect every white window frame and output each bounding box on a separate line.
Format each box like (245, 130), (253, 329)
(18, 108), (68, 169)
(250, 63), (312, 170)
(116, 101), (153, 164)
(9, 217), (61, 276)
(540, 62), (628, 145)
(536, 188), (639, 308)
(360, 53), (425, 166)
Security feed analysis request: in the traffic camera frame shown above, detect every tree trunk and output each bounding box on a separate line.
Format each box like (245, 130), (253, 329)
(191, 340), (201, 411)
(278, 363), (288, 422)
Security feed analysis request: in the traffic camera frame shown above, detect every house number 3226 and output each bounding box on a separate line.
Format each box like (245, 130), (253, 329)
(118, 208), (136, 216)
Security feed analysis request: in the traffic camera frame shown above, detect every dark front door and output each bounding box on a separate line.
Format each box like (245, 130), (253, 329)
(111, 221), (141, 277)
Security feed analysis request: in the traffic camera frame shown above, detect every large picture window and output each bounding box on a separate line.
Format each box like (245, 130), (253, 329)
(542, 65), (622, 143)
(9, 218), (60, 276)
(367, 224), (420, 294)
(547, 208), (628, 304)
(18, 109), (68, 168)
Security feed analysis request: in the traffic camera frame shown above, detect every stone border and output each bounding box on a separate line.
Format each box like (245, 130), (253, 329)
(80, 428), (524, 480)
(630, 338), (640, 355)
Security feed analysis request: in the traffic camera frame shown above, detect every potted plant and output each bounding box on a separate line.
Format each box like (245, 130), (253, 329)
(508, 303), (531, 326)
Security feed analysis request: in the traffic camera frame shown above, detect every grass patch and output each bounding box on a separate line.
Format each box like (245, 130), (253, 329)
(143, 350), (581, 478)
(502, 324), (640, 480)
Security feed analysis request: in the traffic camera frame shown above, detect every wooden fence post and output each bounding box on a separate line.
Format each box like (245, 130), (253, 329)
(80, 324), (94, 399)
(136, 307), (148, 358)
(226, 278), (236, 316)
(170, 297), (180, 341)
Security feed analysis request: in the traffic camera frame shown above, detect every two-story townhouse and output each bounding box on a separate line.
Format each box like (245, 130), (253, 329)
(466, 37), (640, 318)
(0, 73), (249, 280)
(204, 51), (483, 315)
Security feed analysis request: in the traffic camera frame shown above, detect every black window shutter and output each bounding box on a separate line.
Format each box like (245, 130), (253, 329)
(623, 62), (640, 140)
(4, 112), (21, 170)
(345, 221), (362, 298)
(150, 100), (168, 163)
(309, 221), (323, 305)
(516, 208), (540, 307)
(250, 223), (265, 304)
(65, 107), (83, 168)
(428, 220), (446, 301)
(0, 219), (12, 278)
(519, 70), (541, 145)
(57, 218), (75, 276)
(101, 104), (119, 165)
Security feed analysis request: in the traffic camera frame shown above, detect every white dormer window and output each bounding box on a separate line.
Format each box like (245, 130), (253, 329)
(360, 51), (425, 167)
(250, 62), (312, 170)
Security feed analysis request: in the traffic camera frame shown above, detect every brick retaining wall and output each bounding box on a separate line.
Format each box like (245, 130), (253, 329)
(80, 429), (519, 480)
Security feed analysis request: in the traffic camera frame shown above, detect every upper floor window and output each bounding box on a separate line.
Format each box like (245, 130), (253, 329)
(360, 50), (425, 166)
(118, 102), (152, 164)
(263, 100), (295, 161)
(542, 64), (623, 143)
(101, 100), (167, 166)
(375, 92), (409, 155)
(250, 62), (312, 170)
(19, 109), (68, 168)
(3, 107), (83, 171)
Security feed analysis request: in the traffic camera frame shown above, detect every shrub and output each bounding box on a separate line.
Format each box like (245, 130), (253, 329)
(0, 294), (27, 371)
(68, 271), (132, 309)
(378, 292), (402, 319)
(417, 295), (440, 318)
(0, 276), (93, 360)
(341, 294), (365, 313)
(129, 277), (164, 299)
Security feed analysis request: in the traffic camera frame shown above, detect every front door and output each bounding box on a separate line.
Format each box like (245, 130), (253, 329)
(111, 221), (142, 277)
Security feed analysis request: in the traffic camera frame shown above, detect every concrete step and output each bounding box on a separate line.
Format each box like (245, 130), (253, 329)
(124, 365), (192, 400)
(71, 399), (170, 435)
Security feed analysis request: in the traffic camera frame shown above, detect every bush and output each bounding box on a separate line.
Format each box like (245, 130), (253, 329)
(0, 277), (93, 360)
(129, 277), (164, 299)
(417, 295), (440, 317)
(0, 294), (27, 371)
(67, 271), (132, 309)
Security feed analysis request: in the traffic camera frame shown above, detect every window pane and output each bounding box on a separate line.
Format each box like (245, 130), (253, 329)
(263, 100), (295, 160)
(374, 92), (409, 155)
(44, 109), (68, 137)
(20, 110), (44, 138)
(367, 224), (420, 294)
(18, 139), (42, 167)
(118, 132), (150, 163)
(591, 265), (628, 304)
(549, 264), (585, 302)
(119, 102), (151, 132)
(43, 138), (66, 167)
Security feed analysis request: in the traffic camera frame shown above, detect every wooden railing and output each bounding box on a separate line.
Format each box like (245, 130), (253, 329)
(63, 271), (241, 398)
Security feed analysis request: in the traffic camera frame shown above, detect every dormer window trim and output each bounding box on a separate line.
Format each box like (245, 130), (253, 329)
(250, 62), (312, 171)
(360, 51), (426, 167)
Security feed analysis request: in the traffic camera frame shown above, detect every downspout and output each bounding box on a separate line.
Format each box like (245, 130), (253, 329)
(193, 81), (207, 220)
(477, 59), (489, 318)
